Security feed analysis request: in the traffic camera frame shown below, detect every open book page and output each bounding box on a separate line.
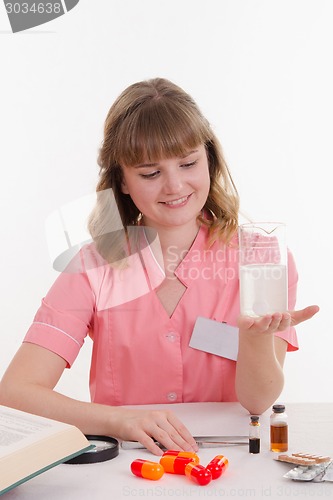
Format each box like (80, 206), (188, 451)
(0, 405), (92, 495)
(0, 406), (68, 456)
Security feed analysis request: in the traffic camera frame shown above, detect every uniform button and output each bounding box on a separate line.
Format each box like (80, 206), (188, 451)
(167, 392), (177, 402)
(165, 332), (177, 343)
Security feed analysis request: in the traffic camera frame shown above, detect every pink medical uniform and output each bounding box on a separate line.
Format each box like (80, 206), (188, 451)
(24, 225), (298, 406)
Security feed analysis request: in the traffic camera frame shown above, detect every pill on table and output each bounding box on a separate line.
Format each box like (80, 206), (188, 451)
(160, 455), (197, 474)
(206, 455), (229, 479)
(162, 450), (199, 462)
(131, 459), (164, 480)
(185, 462), (212, 486)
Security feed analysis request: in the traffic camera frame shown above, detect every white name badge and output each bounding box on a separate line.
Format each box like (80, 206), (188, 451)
(189, 316), (239, 361)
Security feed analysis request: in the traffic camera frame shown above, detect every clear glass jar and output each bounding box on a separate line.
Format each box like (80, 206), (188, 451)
(270, 404), (288, 452)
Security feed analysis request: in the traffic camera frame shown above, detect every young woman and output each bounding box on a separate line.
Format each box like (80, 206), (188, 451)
(0, 78), (319, 455)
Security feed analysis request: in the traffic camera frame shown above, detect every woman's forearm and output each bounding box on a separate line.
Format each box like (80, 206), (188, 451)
(235, 306), (320, 414)
(0, 378), (118, 436)
(235, 331), (285, 415)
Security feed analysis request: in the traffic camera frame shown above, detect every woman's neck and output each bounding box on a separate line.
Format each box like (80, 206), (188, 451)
(143, 220), (201, 277)
(144, 219), (199, 252)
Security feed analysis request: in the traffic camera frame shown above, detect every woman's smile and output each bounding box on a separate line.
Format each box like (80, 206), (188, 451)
(160, 194), (192, 207)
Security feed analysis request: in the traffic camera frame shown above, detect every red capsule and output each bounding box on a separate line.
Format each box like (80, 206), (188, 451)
(160, 455), (197, 474)
(185, 462), (212, 486)
(131, 459), (164, 480)
(206, 455), (229, 479)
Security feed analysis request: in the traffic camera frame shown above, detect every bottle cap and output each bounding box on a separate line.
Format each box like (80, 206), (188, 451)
(250, 415), (259, 422)
(272, 404), (285, 413)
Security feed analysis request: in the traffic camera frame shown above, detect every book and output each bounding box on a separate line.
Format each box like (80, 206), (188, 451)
(0, 405), (93, 495)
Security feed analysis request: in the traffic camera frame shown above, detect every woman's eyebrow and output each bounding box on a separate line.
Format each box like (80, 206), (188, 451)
(133, 150), (199, 169)
(133, 162), (159, 169)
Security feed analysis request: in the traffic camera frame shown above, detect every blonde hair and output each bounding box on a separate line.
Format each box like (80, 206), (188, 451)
(88, 78), (239, 263)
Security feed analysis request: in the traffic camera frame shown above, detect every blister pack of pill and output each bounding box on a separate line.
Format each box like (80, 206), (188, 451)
(276, 453), (332, 482)
(322, 461), (333, 481)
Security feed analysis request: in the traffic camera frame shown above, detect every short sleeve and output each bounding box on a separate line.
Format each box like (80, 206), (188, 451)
(274, 248), (299, 351)
(24, 249), (95, 367)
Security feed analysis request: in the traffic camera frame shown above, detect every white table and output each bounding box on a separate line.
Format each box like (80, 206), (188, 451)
(2, 402), (333, 499)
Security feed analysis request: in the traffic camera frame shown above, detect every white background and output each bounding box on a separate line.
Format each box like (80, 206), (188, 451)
(0, 0), (331, 403)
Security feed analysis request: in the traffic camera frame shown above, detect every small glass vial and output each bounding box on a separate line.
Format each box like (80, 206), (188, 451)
(270, 404), (288, 452)
(249, 415), (260, 454)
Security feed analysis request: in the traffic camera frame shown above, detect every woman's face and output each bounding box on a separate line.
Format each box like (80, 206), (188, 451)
(121, 144), (210, 231)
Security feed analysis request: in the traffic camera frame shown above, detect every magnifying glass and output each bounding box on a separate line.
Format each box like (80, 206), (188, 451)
(65, 435), (119, 464)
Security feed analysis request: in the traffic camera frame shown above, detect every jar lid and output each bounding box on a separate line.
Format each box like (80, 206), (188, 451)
(272, 404), (285, 413)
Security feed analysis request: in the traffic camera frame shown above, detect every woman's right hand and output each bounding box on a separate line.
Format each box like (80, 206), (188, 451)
(110, 407), (198, 456)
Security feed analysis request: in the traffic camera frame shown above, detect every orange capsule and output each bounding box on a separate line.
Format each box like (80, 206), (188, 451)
(185, 462), (212, 486)
(162, 450), (200, 462)
(206, 455), (229, 479)
(131, 459), (164, 480)
(160, 454), (197, 474)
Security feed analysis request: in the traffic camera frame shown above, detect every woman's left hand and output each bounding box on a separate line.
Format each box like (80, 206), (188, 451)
(238, 305), (319, 334)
